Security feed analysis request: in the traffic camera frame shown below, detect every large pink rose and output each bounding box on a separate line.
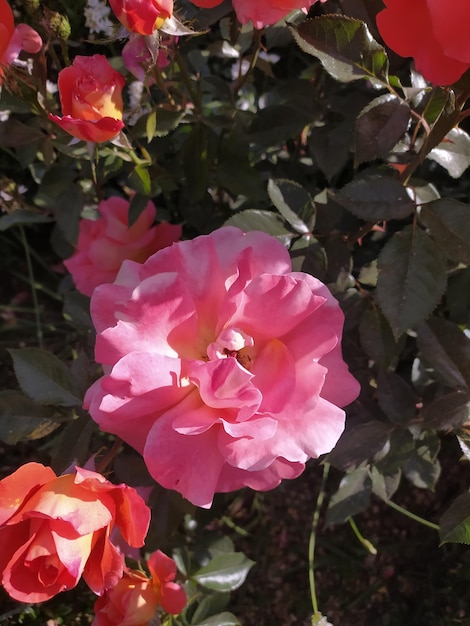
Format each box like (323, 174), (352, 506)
(0, 463), (150, 603)
(64, 196), (182, 297)
(377, 0), (470, 85)
(0, 0), (42, 85)
(189, 0), (327, 28)
(48, 54), (125, 143)
(84, 227), (359, 508)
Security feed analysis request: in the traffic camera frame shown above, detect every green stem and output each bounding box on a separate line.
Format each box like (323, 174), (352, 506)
(348, 517), (377, 555)
(308, 462), (330, 618)
(18, 225), (43, 349)
(384, 499), (439, 531)
(96, 438), (123, 475)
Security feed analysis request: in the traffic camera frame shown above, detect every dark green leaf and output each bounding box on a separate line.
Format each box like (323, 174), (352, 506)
(377, 370), (417, 425)
(193, 613), (241, 626)
(416, 317), (470, 389)
(289, 235), (327, 278)
(325, 467), (372, 527)
(0, 390), (62, 444)
(327, 421), (391, 471)
(420, 198), (470, 265)
(423, 391), (470, 431)
(192, 553), (254, 592)
(9, 348), (82, 407)
(51, 414), (96, 473)
(377, 226), (447, 338)
(0, 210), (52, 231)
(191, 594), (231, 624)
(355, 94), (410, 164)
(0, 118), (45, 146)
(292, 16), (389, 85)
(128, 193), (150, 227)
(308, 117), (353, 182)
(267, 179), (314, 234)
(183, 124), (209, 202)
(128, 164), (152, 197)
(440, 492), (470, 545)
(370, 466), (401, 501)
(359, 307), (404, 368)
(247, 105), (311, 146)
(336, 175), (415, 221)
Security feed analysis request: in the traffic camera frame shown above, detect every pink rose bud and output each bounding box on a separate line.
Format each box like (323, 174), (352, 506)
(0, 0), (42, 84)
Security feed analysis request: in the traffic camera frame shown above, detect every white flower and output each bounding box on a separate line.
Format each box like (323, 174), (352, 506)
(84, 0), (115, 37)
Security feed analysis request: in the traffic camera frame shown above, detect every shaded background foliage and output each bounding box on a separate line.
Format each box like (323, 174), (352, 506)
(2, 0), (470, 623)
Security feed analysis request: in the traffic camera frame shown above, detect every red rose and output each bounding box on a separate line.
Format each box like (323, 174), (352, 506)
(0, 463), (150, 603)
(108, 0), (173, 35)
(377, 0), (470, 85)
(188, 0), (327, 28)
(48, 54), (125, 143)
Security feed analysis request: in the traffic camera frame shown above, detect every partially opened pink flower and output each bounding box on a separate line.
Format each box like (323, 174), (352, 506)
(0, 463), (150, 603)
(0, 0), (42, 85)
(92, 550), (186, 625)
(64, 196), (182, 296)
(84, 227), (359, 508)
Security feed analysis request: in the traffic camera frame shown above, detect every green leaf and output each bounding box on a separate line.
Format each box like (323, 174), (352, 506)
(325, 467), (372, 527)
(377, 226), (447, 338)
(440, 492), (470, 545)
(428, 128), (470, 178)
(225, 210), (293, 243)
(416, 317), (470, 389)
(327, 421), (391, 471)
(128, 193), (150, 227)
(292, 16), (389, 85)
(128, 164), (152, 197)
(423, 391), (470, 431)
(335, 175), (415, 221)
(9, 348), (82, 407)
(370, 466), (401, 501)
(191, 594), (231, 624)
(376, 370), (417, 425)
(355, 94), (410, 164)
(359, 307), (404, 369)
(193, 613), (241, 626)
(420, 198), (470, 265)
(403, 431), (441, 490)
(308, 117), (353, 182)
(192, 553), (254, 592)
(183, 124), (209, 202)
(247, 105), (311, 146)
(289, 235), (327, 278)
(146, 110), (157, 143)
(51, 414), (96, 473)
(267, 179), (314, 234)
(0, 390), (62, 444)
(0, 210), (52, 231)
